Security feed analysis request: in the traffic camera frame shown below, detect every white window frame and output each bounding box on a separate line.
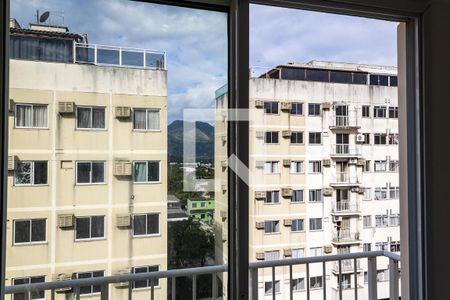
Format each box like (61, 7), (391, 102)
(74, 216), (105, 241)
(14, 103), (48, 129)
(264, 161), (279, 174)
(12, 276), (46, 300)
(14, 160), (48, 186)
(310, 247), (323, 256)
(132, 160), (161, 184)
(292, 277), (305, 291)
(308, 161), (322, 173)
(75, 106), (106, 130)
(75, 271), (104, 295)
(374, 160), (387, 172)
(309, 218), (323, 231)
(308, 103), (321, 116)
(264, 220), (280, 234)
(132, 265), (160, 289)
(263, 101), (279, 115)
(290, 160), (304, 174)
(290, 131), (304, 144)
(132, 213), (160, 237)
(363, 215), (372, 228)
(291, 190), (304, 203)
(291, 219), (304, 232)
(373, 106), (387, 118)
(265, 191), (280, 204)
(13, 219), (47, 245)
(292, 248), (305, 258)
(308, 132), (322, 144)
(264, 250), (280, 261)
(362, 105), (370, 118)
(290, 102), (303, 116)
(310, 276), (323, 289)
(75, 161), (106, 185)
(308, 189), (322, 202)
(264, 280), (281, 295)
(264, 131), (279, 144)
(132, 108), (161, 131)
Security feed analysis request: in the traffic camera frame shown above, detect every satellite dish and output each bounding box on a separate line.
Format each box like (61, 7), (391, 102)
(39, 11), (50, 23)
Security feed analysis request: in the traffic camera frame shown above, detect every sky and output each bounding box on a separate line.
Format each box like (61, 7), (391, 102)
(11, 1), (398, 122)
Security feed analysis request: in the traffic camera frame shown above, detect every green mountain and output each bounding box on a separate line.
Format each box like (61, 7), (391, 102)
(168, 120), (214, 162)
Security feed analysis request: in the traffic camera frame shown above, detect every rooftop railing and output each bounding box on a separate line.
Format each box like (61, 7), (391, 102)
(4, 251), (400, 300)
(73, 43), (166, 70)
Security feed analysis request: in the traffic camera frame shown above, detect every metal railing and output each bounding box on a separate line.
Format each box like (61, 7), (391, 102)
(4, 251), (400, 300)
(332, 200), (360, 213)
(331, 144), (361, 156)
(73, 43), (166, 70)
(332, 229), (361, 243)
(330, 115), (360, 128)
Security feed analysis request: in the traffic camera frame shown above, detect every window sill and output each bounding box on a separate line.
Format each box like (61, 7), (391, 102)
(264, 232), (281, 236)
(75, 128), (108, 131)
(133, 181), (162, 185)
(132, 286), (161, 291)
(74, 238), (106, 242)
(14, 127), (49, 130)
(289, 201), (305, 204)
(132, 234), (161, 239)
(13, 241), (47, 246)
(13, 184), (49, 187)
(132, 129), (162, 133)
(75, 183), (107, 186)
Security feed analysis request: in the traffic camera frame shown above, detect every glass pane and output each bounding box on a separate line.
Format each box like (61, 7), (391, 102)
(133, 109), (146, 130)
(92, 108), (105, 129)
(14, 221), (30, 243)
(15, 105), (32, 127)
(122, 51), (144, 67)
(147, 110), (160, 130)
(146, 214), (159, 235)
(91, 162), (104, 183)
(15, 161), (31, 185)
(32, 105), (47, 128)
(133, 162), (147, 182)
(31, 219), (46, 242)
(147, 162), (159, 182)
(77, 107), (91, 128)
(76, 217), (90, 240)
(97, 48), (120, 65)
(91, 216), (104, 238)
(133, 267), (148, 289)
(33, 161), (47, 185)
(76, 162), (91, 183)
(133, 215), (146, 236)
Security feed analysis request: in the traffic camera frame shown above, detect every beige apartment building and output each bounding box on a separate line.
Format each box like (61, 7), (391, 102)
(5, 20), (168, 299)
(215, 61), (400, 299)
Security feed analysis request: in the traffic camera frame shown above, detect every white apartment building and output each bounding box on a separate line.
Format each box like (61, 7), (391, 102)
(215, 60), (400, 299)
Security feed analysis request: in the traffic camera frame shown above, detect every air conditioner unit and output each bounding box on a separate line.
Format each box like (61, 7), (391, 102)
(255, 100), (264, 108)
(333, 216), (342, 222)
(281, 102), (292, 111)
(322, 159), (331, 167)
(58, 102), (75, 114)
(255, 252), (265, 260)
(115, 106), (131, 118)
(323, 188), (333, 196)
(255, 131), (264, 139)
(281, 188), (293, 197)
(356, 158), (365, 166)
(282, 130), (292, 138)
(8, 99), (14, 112)
(283, 219), (292, 226)
(221, 160), (228, 168)
(57, 214), (74, 228)
(220, 210), (227, 220)
(323, 245), (333, 254)
(8, 155), (18, 171)
(116, 214), (131, 227)
(53, 273), (72, 293)
(254, 191), (266, 200)
(356, 134), (365, 143)
(322, 102), (332, 110)
(113, 160), (132, 176)
(255, 160), (264, 168)
(255, 222), (265, 229)
(282, 159), (291, 167)
(283, 248), (292, 257)
(113, 269), (130, 288)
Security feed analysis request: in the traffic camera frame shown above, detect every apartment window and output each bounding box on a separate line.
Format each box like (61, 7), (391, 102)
(292, 248), (305, 258)
(15, 104), (48, 128)
(310, 276), (323, 289)
(375, 215), (388, 227)
(133, 108), (161, 130)
(374, 187), (387, 200)
(76, 161), (105, 184)
(12, 276), (45, 300)
(263, 101), (279, 114)
(264, 250), (280, 261)
(290, 161), (304, 173)
(339, 274), (352, 289)
(308, 161), (322, 173)
(374, 133), (387, 144)
(76, 106), (106, 129)
(377, 270), (389, 282)
(389, 106), (399, 118)
(133, 265), (159, 289)
(290, 131), (303, 144)
(201, 202), (206, 207)
(291, 190), (304, 203)
(292, 278), (305, 291)
(75, 216), (105, 241)
(375, 242), (389, 251)
(291, 219), (304, 232)
(264, 131), (279, 144)
(308, 189), (322, 202)
(362, 133), (370, 144)
(362, 105), (370, 118)
(264, 281), (280, 295)
(389, 160), (399, 172)
(264, 220), (280, 234)
(364, 272), (369, 284)
(373, 106), (386, 118)
(290, 102), (303, 115)
(363, 215), (372, 228)
(265, 191), (280, 204)
(309, 132), (322, 144)
(389, 133), (399, 144)
(390, 241), (401, 252)
(374, 160), (387, 172)
(363, 243), (372, 252)
(363, 160), (371, 172)
(390, 186), (400, 199)
(308, 103), (321, 116)
(133, 213), (159, 236)
(14, 161), (47, 185)
(309, 247), (323, 257)
(133, 161), (160, 183)
(192, 203), (197, 208)
(389, 214), (400, 226)
(13, 219), (46, 245)
(309, 218), (322, 231)
(75, 271), (104, 295)
(264, 161), (279, 174)
(363, 188), (372, 200)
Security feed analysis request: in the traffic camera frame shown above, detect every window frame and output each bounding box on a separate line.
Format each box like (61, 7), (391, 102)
(14, 103), (48, 129)
(75, 105), (107, 130)
(12, 276), (45, 300)
(74, 215), (106, 242)
(308, 103), (321, 116)
(263, 101), (279, 115)
(12, 218), (46, 245)
(290, 102), (303, 116)
(263, 131), (279, 144)
(132, 265), (160, 289)
(14, 160), (48, 186)
(132, 213), (160, 237)
(75, 271), (104, 295)
(75, 160), (106, 185)
(132, 160), (161, 184)
(132, 108), (161, 131)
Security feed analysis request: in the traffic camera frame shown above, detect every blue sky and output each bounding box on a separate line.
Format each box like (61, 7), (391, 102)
(11, 1), (397, 122)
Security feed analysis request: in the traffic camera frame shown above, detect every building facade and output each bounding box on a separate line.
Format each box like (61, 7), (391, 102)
(6, 20), (168, 299)
(215, 61), (400, 299)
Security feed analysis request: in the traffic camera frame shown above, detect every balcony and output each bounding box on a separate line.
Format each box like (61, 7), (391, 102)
(329, 115), (360, 130)
(330, 172), (361, 187)
(330, 144), (361, 157)
(331, 200), (361, 215)
(332, 258), (363, 274)
(74, 43), (166, 70)
(332, 229), (361, 245)
(4, 251), (400, 300)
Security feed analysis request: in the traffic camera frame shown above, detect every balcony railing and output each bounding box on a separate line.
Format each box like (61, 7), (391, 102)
(331, 144), (361, 156)
(332, 229), (361, 243)
(330, 115), (360, 129)
(331, 172), (361, 186)
(74, 43), (166, 70)
(4, 251), (400, 300)
(332, 200), (360, 214)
